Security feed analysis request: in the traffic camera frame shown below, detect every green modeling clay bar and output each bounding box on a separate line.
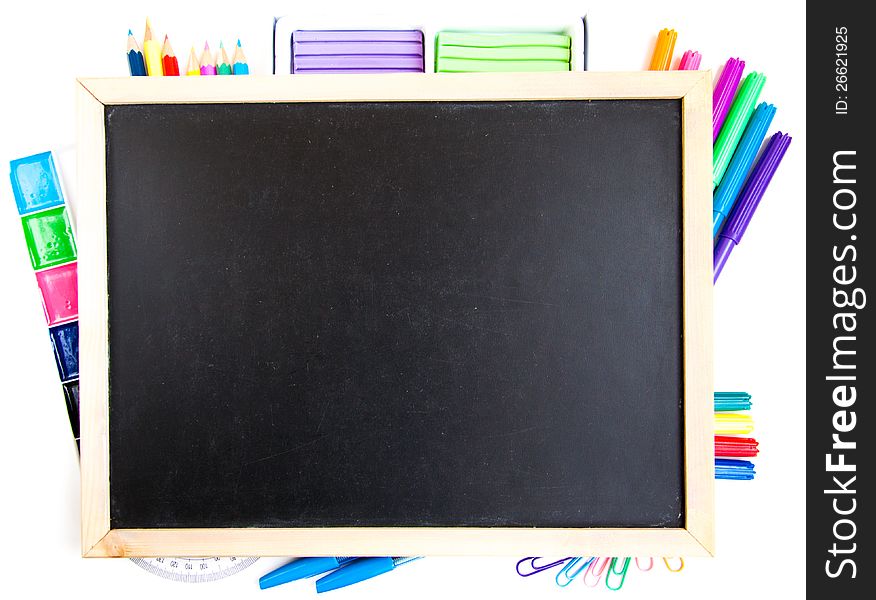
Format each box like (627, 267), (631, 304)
(436, 57), (570, 72)
(436, 45), (571, 61)
(436, 31), (571, 48)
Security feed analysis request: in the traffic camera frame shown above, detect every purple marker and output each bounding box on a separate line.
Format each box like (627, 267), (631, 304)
(713, 58), (745, 142)
(714, 132), (792, 282)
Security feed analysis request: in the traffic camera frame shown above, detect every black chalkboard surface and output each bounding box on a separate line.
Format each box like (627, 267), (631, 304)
(104, 99), (684, 531)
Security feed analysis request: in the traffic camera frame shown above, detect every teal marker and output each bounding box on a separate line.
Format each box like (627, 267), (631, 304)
(714, 392), (752, 412)
(713, 102), (775, 237)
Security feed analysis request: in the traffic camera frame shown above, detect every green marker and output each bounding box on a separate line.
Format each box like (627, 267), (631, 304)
(436, 31), (571, 48)
(436, 58), (570, 73)
(713, 72), (766, 187)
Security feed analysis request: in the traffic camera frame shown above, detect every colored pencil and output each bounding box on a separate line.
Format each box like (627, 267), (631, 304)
(186, 47), (201, 76)
(677, 49), (702, 70)
(126, 29), (147, 76)
(648, 28), (676, 71)
(232, 39), (249, 74)
(712, 58), (745, 142)
(713, 72), (766, 187)
(142, 18), (163, 76)
(161, 35), (180, 76)
(217, 42), (233, 75)
(199, 42), (217, 75)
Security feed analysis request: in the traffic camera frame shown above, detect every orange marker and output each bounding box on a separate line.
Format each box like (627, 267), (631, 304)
(161, 35), (180, 76)
(648, 28), (677, 71)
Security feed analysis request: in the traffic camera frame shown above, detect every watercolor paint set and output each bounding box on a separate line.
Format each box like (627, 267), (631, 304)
(9, 151), (80, 448)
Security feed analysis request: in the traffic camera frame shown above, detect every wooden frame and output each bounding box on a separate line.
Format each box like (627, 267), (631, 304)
(77, 72), (713, 558)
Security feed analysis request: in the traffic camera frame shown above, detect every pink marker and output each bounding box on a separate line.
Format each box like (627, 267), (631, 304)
(677, 50), (702, 70)
(713, 57), (745, 142)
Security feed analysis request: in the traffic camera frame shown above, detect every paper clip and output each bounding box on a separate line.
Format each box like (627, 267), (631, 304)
(555, 557), (594, 587)
(663, 557), (685, 572)
(605, 557), (631, 591)
(635, 557), (654, 571)
(515, 557), (572, 577)
(582, 556), (611, 587)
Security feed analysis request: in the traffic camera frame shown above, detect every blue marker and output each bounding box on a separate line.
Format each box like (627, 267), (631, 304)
(315, 557), (422, 593)
(712, 102), (776, 237)
(259, 557), (356, 589)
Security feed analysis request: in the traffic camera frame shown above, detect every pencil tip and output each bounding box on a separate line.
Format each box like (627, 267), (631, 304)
(128, 29), (133, 36)
(204, 41), (210, 50)
(220, 41), (225, 49)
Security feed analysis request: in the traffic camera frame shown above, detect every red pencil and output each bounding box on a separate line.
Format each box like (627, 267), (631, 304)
(161, 35), (180, 76)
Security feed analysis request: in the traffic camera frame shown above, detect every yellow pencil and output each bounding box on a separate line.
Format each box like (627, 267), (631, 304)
(648, 28), (677, 71)
(142, 18), (163, 76)
(186, 47), (201, 76)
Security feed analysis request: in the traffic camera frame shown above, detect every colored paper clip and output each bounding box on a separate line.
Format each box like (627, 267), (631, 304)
(515, 556), (571, 577)
(582, 556), (611, 587)
(605, 557), (631, 591)
(555, 557), (594, 587)
(663, 557), (685, 572)
(635, 557), (654, 571)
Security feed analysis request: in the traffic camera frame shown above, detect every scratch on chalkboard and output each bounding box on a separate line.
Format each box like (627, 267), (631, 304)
(243, 435), (329, 467)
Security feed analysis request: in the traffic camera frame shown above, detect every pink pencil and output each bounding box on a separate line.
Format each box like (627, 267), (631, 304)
(199, 42), (217, 75)
(677, 50), (702, 70)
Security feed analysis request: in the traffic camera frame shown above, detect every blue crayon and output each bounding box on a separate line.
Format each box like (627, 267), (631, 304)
(713, 102), (776, 237)
(259, 557), (356, 589)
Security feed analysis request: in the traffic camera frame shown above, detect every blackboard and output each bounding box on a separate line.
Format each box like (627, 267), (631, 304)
(78, 74), (714, 557)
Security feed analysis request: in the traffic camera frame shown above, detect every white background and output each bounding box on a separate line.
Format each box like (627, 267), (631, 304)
(0, 0), (805, 598)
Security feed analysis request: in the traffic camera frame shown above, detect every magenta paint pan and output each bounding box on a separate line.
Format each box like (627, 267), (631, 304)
(293, 55), (424, 70)
(293, 41), (424, 56)
(36, 261), (79, 325)
(293, 30), (423, 43)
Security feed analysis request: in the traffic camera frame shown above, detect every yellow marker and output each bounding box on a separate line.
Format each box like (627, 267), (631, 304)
(142, 18), (163, 76)
(714, 413), (754, 435)
(186, 46), (201, 76)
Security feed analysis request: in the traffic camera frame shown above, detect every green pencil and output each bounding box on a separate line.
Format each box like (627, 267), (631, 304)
(713, 72), (766, 187)
(216, 41), (233, 75)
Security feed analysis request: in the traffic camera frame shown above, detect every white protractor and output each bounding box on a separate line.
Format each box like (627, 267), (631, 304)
(130, 556), (259, 583)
